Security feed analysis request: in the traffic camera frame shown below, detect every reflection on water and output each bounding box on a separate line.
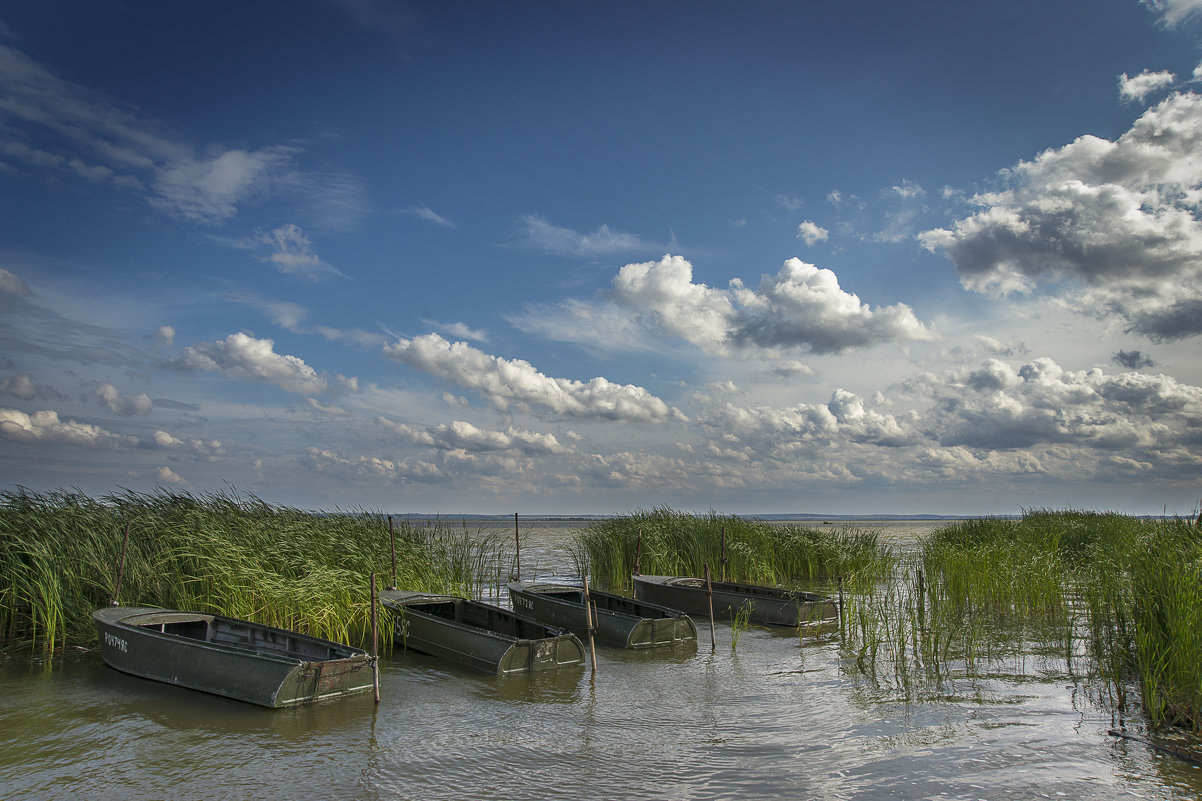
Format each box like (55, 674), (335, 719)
(4, 520), (1201, 800)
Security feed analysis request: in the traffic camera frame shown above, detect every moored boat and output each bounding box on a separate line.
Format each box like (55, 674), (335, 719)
(631, 575), (839, 627)
(92, 606), (375, 708)
(379, 590), (586, 675)
(507, 581), (696, 649)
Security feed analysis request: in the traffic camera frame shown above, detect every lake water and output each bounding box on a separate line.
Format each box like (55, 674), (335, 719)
(3, 520), (1200, 800)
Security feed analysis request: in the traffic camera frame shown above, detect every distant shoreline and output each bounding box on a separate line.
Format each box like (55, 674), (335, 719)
(383, 512), (1010, 523)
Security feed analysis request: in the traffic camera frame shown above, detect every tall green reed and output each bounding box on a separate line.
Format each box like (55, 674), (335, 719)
(0, 487), (508, 653)
(573, 507), (893, 593)
(842, 509), (1202, 731)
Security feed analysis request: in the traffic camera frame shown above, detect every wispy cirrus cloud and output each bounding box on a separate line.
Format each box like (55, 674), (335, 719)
(256, 224), (346, 280)
(1143, 0), (1202, 27)
(231, 293), (387, 348)
(515, 213), (671, 257)
(0, 41), (365, 228)
(400, 205), (455, 228)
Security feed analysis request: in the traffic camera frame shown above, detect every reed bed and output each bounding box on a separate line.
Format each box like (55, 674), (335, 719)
(841, 509), (1202, 733)
(0, 487), (508, 653)
(573, 507), (894, 593)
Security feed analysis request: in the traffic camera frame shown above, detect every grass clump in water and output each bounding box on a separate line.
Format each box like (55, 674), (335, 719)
(0, 487), (507, 653)
(573, 507), (894, 593)
(842, 508), (1202, 733)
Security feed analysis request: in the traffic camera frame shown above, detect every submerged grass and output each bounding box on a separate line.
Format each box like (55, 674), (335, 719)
(574, 507), (894, 593)
(0, 487), (508, 653)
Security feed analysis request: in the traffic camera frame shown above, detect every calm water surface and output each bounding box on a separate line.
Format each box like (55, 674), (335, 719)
(3, 520), (1200, 800)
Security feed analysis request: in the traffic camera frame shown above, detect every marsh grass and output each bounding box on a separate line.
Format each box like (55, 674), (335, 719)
(841, 509), (1202, 732)
(0, 487), (507, 653)
(574, 507), (894, 593)
(730, 599), (753, 651)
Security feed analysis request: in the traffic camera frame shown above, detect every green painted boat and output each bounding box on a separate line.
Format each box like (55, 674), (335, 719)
(379, 590), (586, 675)
(632, 575), (839, 627)
(92, 606), (375, 708)
(507, 581), (697, 649)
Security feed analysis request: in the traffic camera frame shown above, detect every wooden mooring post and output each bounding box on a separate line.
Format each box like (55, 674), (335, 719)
(371, 572), (380, 704)
(583, 575), (598, 676)
(704, 562), (716, 652)
(634, 527), (642, 576)
(720, 525), (727, 582)
(387, 516), (398, 591)
(111, 522), (131, 607)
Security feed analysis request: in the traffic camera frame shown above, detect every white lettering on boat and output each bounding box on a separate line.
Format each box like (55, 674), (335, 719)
(104, 632), (128, 653)
(513, 596), (533, 611)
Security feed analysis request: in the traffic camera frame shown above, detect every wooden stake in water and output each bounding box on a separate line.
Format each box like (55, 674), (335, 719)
(371, 572), (380, 704)
(111, 522), (131, 607)
(512, 512), (521, 582)
(583, 575), (598, 675)
(387, 516), (397, 591)
(704, 562), (716, 652)
(720, 525), (727, 582)
(634, 527), (642, 576)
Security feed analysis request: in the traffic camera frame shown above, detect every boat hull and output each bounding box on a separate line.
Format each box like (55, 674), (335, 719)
(507, 582), (696, 648)
(631, 575), (839, 627)
(92, 607), (374, 708)
(379, 591), (586, 675)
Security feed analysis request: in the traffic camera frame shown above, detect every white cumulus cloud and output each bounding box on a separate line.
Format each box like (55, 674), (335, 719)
(797, 220), (829, 246)
(1118, 69), (1177, 102)
(380, 416), (572, 456)
(171, 332), (333, 395)
(94, 382), (152, 416)
(383, 333), (683, 422)
(0, 408), (137, 448)
(920, 90), (1202, 340)
(612, 255), (936, 355)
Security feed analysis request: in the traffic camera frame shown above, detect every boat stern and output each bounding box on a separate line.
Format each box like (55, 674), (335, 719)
(497, 634), (586, 674)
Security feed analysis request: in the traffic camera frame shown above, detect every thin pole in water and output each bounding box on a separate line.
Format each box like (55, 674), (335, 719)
(371, 572), (380, 704)
(634, 527), (642, 576)
(514, 513), (521, 581)
(720, 525), (727, 583)
(387, 516), (397, 591)
(704, 562), (716, 652)
(111, 522), (131, 606)
(583, 575), (598, 675)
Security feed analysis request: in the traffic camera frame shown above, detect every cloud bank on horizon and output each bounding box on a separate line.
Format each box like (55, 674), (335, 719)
(1, 1), (1201, 515)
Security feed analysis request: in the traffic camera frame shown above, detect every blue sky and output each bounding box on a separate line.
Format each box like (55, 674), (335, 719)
(2, 1), (1202, 516)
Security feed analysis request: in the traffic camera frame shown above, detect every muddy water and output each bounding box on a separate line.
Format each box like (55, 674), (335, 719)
(3, 520), (1200, 800)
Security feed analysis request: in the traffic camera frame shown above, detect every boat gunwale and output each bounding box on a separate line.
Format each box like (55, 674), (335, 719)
(93, 606), (368, 665)
(635, 574), (833, 603)
(380, 591), (574, 645)
(507, 582), (649, 623)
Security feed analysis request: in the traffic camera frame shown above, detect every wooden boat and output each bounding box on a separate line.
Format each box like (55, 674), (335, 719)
(507, 581), (697, 649)
(92, 606), (375, 708)
(379, 590), (586, 675)
(631, 575), (839, 627)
